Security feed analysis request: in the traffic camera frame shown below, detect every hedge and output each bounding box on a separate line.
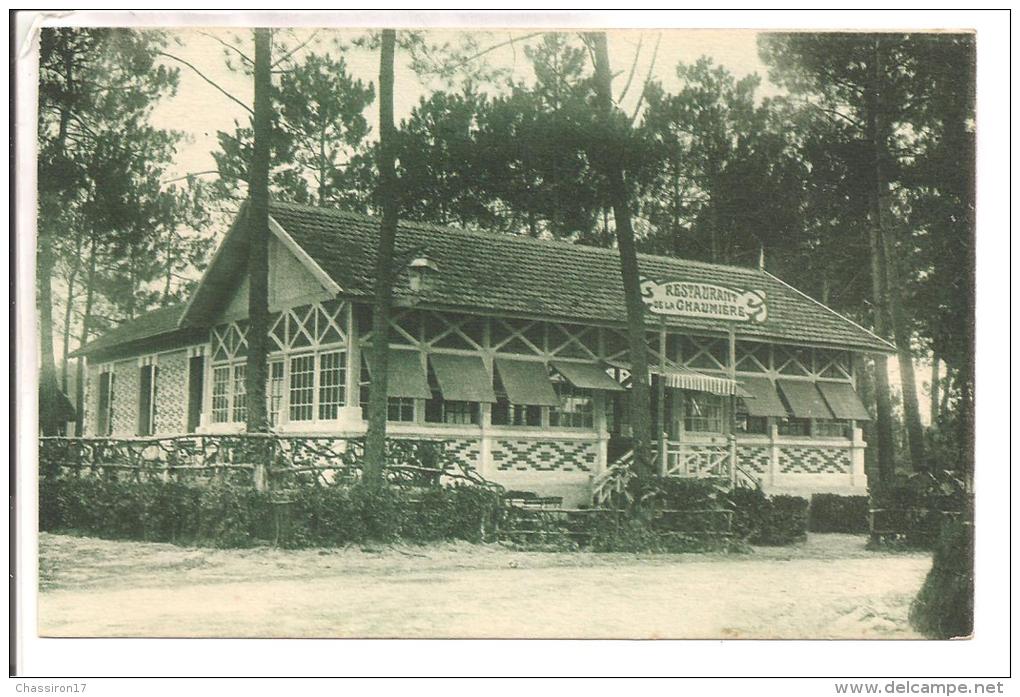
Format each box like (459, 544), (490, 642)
(39, 475), (502, 548)
(728, 488), (809, 546)
(809, 494), (870, 534)
(40, 476), (271, 548)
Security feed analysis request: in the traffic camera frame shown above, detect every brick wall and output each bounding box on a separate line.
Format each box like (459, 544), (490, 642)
(153, 350), (188, 435)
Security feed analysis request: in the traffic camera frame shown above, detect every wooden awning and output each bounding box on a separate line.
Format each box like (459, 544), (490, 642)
(737, 376), (789, 417)
(363, 350), (431, 399)
(494, 358), (559, 406)
(818, 381), (871, 421)
(777, 379), (834, 419)
(428, 353), (497, 403)
(550, 361), (626, 392)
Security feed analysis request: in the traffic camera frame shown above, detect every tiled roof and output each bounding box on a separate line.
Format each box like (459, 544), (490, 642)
(80, 202), (893, 356)
(271, 202), (893, 352)
(73, 304), (190, 357)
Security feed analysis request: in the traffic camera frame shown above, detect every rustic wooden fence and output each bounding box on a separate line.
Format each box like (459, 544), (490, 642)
(38, 434), (501, 494)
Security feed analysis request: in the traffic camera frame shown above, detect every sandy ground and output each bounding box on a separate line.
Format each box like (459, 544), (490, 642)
(37, 532), (931, 639)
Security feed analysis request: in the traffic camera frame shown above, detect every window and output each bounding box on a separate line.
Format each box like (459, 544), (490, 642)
(777, 417), (811, 437)
(813, 418), (849, 438)
(684, 392), (724, 433)
(425, 363), (479, 425)
(549, 379), (594, 429)
(735, 405), (768, 435)
(267, 360), (285, 425)
(491, 372), (542, 427)
(289, 354), (315, 421)
(387, 397), (415, 422)
(317, 350), (346, 420)
(211, 366), (231, 424)
(360, 358), (418, 423)
(231, 363), (247, 423)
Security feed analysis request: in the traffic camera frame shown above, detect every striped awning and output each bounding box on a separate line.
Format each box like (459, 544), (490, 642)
(610, 360), (742, 397)
(653, 366), (742, 397)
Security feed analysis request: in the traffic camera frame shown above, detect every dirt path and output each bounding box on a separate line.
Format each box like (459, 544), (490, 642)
(37, 532), (931, 639)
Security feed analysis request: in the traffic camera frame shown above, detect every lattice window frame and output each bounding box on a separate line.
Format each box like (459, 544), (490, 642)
(681, 335), (729, 371)
(735, 340), (771, 373)
(774, 344), (813, 376)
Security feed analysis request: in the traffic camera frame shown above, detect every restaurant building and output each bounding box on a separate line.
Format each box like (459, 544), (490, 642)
(75, 202), (893, 506)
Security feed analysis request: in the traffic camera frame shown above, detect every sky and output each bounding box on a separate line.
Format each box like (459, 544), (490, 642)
(149, 28), (776, 180)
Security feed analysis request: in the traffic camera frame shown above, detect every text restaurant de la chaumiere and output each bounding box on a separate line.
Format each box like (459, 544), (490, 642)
(73, 201), (893, 505)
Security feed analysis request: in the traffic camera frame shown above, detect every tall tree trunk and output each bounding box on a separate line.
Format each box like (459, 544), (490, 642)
(864, 39), (897, 487)
(591, 33), (654, 477)
(60, 266), (78, 393)
(885, 229), (927, 469)
(943, 41), (976, 482)
(37, 237), (62, 436)
(363, 29), (399, 484)
(162, 232), (174, 303)
(869, 39), (926, 471)
(74, 237), (99, 437)
(38, 51), (75, 436)
(929, 353), (940, 427)
(245, 28), (272, 434)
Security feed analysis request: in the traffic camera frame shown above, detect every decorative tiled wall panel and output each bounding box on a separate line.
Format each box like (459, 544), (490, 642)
(153, 351), (188, 435)
(778, 445), (851, 474)
(493, 439), (596, 472)
(84, 364), (100, 435)
(110, 360), (138, 436)
(443, 438), (481, 470)
(737, 445), (771, 475)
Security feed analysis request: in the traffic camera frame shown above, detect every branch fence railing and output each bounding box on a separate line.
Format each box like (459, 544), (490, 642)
(38, 434), (502, 495)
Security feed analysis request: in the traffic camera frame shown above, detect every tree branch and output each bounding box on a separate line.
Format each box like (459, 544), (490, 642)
(617, 34), (644, 104)
(199, 31), (254, 66)
(157, 51), (253, 116)
(272, 29), (320, 69)
(445, 31), (546, 73)
(630, 32), (661, 124)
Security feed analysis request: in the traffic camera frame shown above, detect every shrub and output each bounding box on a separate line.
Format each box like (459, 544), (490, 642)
(809, 494), (870, 534)
(870, 470), (970, 548)
(628, 476), (723, 511)
(39, 475), (269, 548)
(909, 519), (974, 639)
(729, 488), (809, 546)
(277, 482), (501, 548)
(588, 511), (736, 553)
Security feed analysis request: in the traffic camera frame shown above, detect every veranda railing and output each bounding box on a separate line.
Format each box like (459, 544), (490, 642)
(38, 434), (501, 494)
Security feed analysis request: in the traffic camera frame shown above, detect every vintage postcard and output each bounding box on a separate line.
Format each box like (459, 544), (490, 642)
(13, 8), (1006, 682)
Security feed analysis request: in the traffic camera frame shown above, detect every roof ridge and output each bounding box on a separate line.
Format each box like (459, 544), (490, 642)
(268, 200), (765, 277)
(760, 269), (896, 351)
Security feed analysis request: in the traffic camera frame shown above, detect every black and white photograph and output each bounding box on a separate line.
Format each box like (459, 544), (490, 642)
(11, 8), (1009, 682)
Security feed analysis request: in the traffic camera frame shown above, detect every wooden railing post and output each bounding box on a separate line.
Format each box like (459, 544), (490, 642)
(728, 434), (737, 488)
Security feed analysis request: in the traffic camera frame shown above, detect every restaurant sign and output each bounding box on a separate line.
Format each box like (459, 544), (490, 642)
(640, 277), (768, 323)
